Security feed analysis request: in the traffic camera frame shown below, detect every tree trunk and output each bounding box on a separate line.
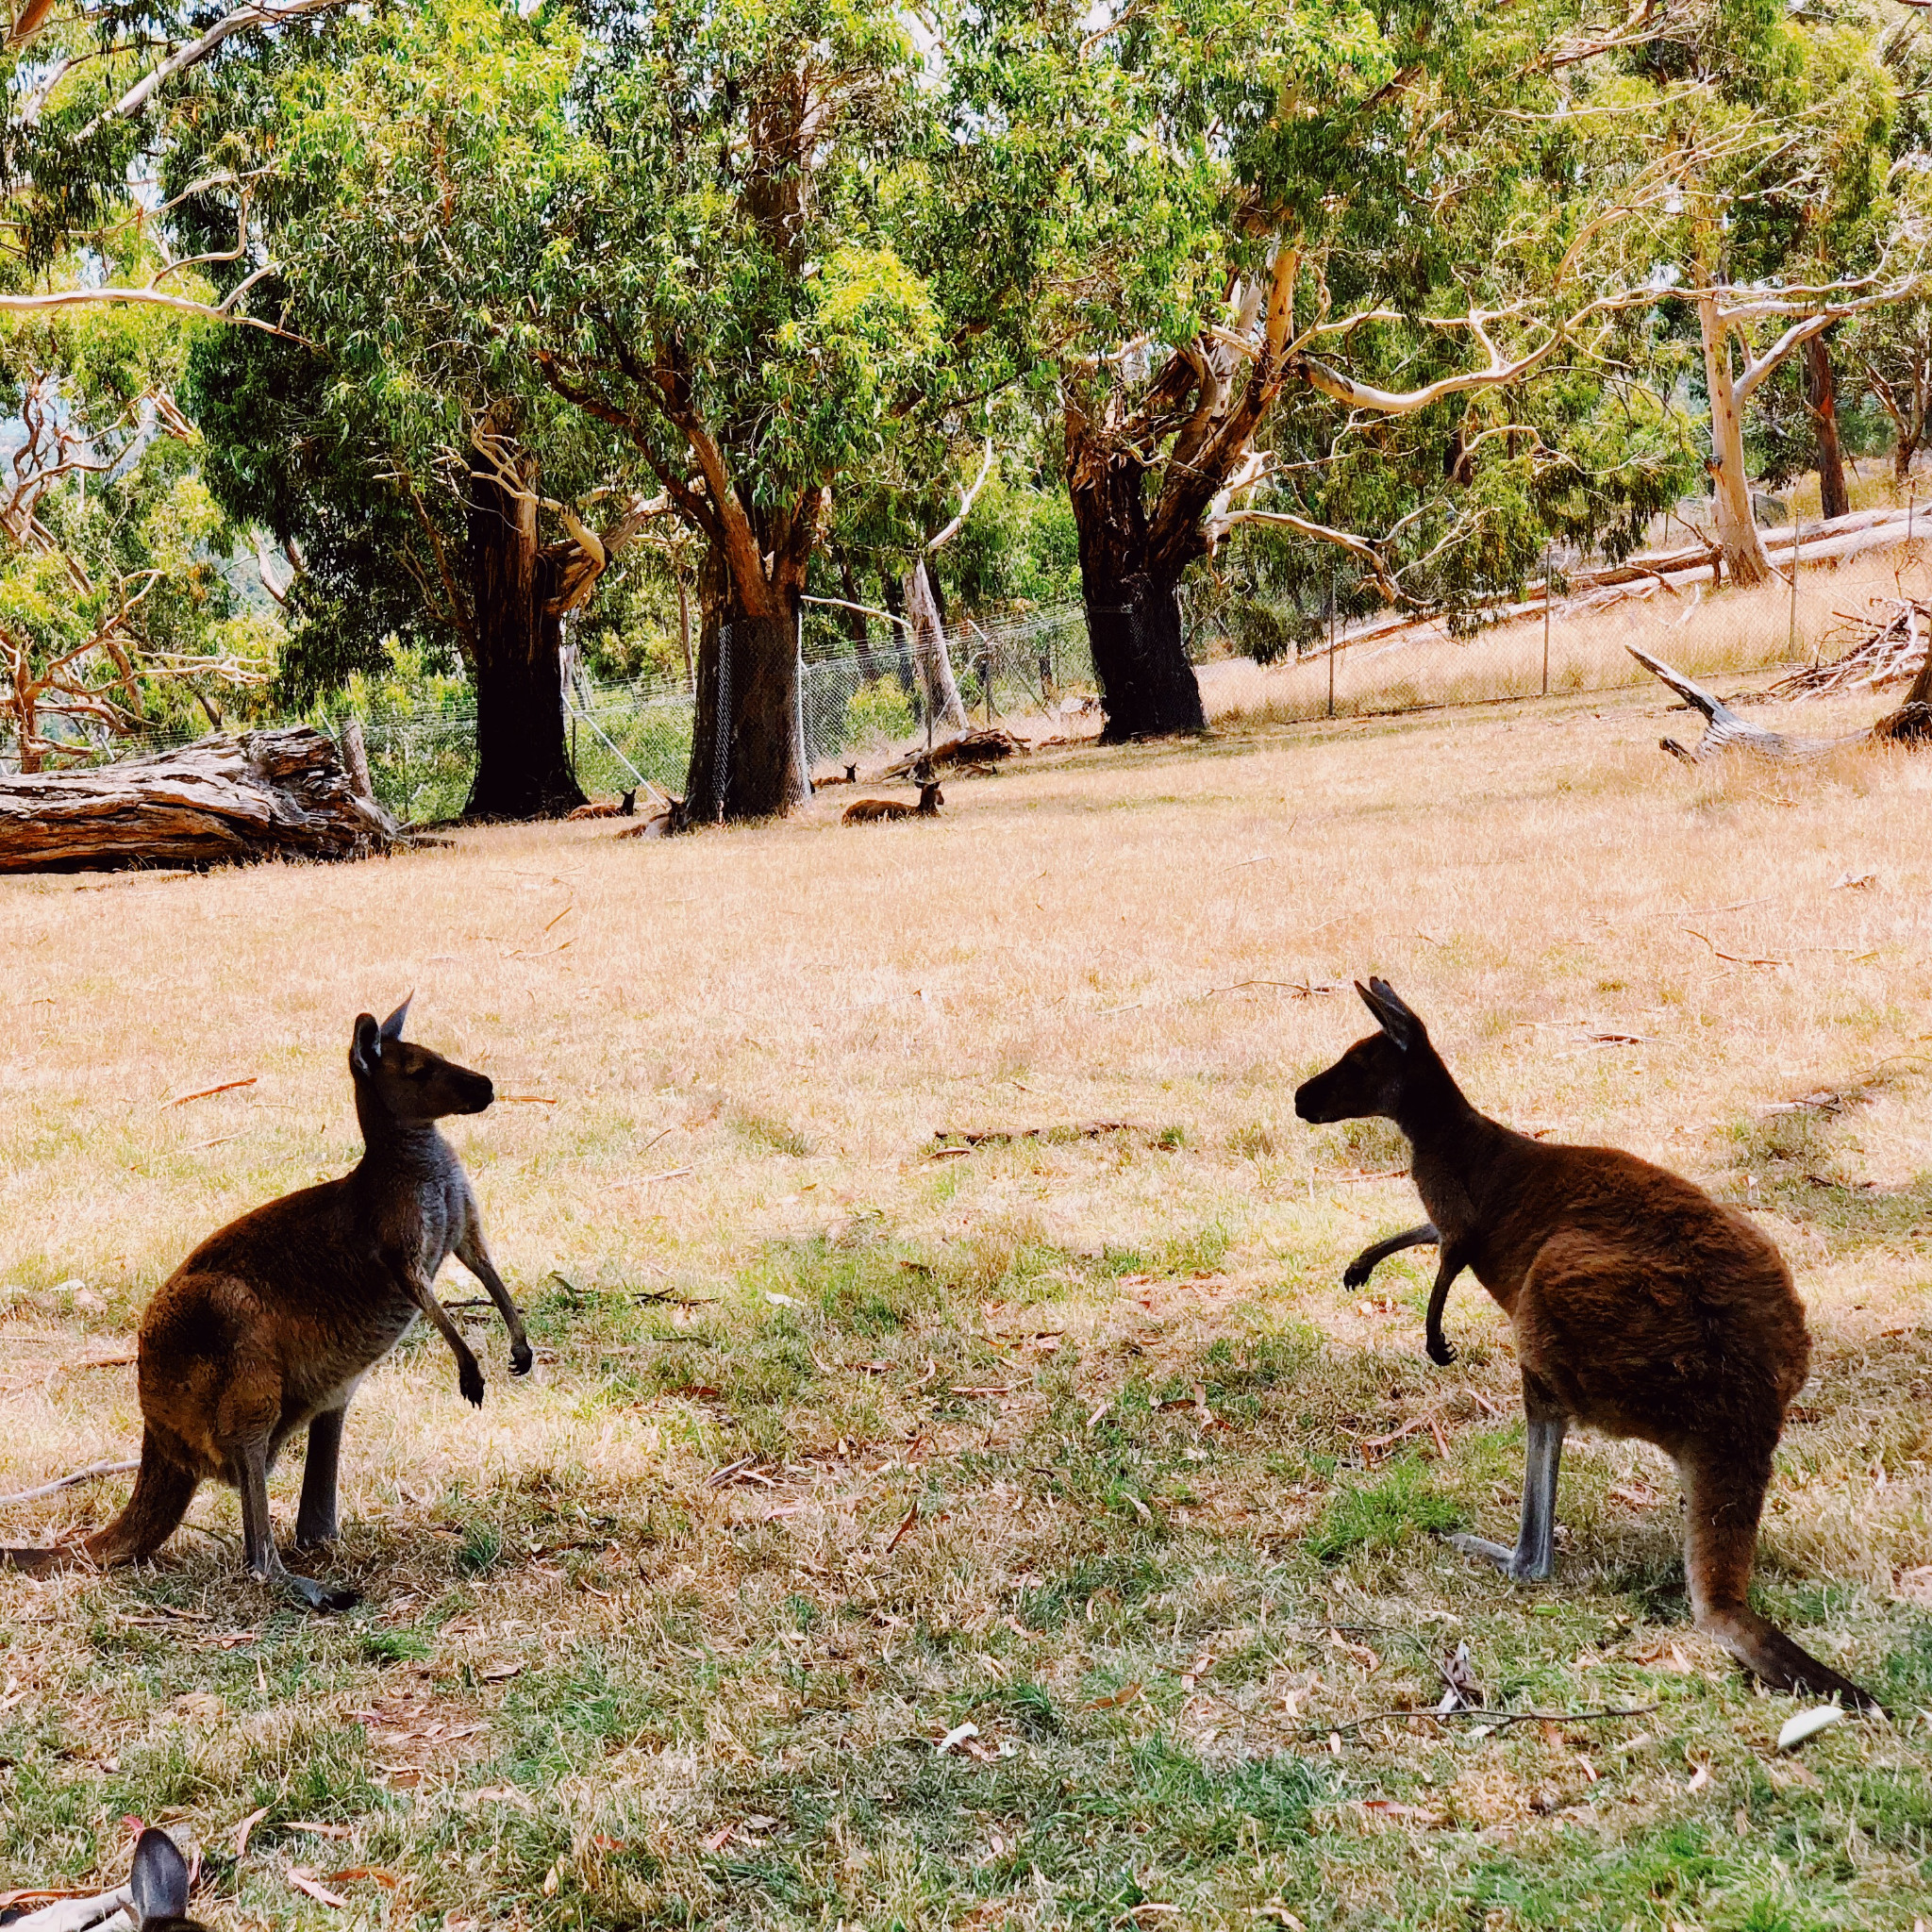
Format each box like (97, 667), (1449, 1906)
(1698, 293), (1774, 589)
(1804, 333), (1851, 522)
(905, 558), (967, 732)
(462, 450), (586, 821)
(0, 726), (402, 872)
(837, 549), (881, 680)
(881, 575), (916, 695)
(683, 550), (808, 821)
(1066, 443), (1206, 739)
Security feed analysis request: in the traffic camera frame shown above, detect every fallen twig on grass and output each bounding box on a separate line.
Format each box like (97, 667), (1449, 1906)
(1311, 1703), (1657, 1741)
(163, 1075), (257, 1107)
(0, 1458), (140, 1507)
(933, 1123), (1145, 1147)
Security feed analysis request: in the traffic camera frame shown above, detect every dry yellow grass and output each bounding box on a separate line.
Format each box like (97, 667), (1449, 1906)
(1207, 539), (1927, 729)
(1, 661), (1929, 1929)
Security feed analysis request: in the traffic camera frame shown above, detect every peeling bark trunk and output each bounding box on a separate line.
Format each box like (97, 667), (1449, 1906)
(906, 558), (967, 732)
(1699, 292), (1774, 589)
(463, 450), (586, 821)
(1804, 333), (1850, 523)
(1066, 423), (1205, 740)
(683, 547), (807, 821)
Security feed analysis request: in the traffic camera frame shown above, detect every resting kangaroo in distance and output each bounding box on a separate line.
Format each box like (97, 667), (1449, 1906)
(815, 762), (859, 787)
(842, 779), (942, 824)
(1294, 978), (1879, 1711)
(129, 1828), (208, 1932)
(0, 999), (532, 1612)
(568, 788), (638, 820)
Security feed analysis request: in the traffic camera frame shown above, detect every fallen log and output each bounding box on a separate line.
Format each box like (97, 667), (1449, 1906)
(1625, 645), (1882, 762)
(884, 728), (1026, 777)
(0, 725), (405, 873)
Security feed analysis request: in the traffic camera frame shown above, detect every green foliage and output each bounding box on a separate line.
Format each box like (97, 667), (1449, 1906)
(842, 675), (915, 746)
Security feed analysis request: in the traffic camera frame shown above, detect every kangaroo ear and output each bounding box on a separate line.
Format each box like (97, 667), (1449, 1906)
(130, 1828), (191, 1928)
(380, 992), (413, 1042)
(351, 1012), (383, 1075)
(1357, 977), (1421, 1051)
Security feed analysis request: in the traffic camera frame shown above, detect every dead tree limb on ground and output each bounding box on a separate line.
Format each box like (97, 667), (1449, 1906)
(1625, 645), (1906, 761)
(0, 725), (404, 872)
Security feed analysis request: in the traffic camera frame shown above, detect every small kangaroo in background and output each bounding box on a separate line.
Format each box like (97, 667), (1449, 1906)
(1, 999), (531, 1611)
(842, 779), (942, 824)
(1295, 977), (1878, 1710)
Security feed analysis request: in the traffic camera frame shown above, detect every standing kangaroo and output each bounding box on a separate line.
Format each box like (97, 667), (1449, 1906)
(0, 999), (531, 1611)
(1295, 978), (1878, 1710)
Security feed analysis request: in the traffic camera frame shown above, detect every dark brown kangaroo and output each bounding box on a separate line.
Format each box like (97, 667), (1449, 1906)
(0, 999), (531, 1611)
(1295, 977), (1878, 1711)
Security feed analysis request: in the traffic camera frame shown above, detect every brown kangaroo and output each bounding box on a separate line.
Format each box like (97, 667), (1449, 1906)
(815, 762), (860, 787)
(842, 779), (942, 824)
(0, 999), (531, 1612)
(1295, 977), (1878, 1710)
(568, 787), (638, 820)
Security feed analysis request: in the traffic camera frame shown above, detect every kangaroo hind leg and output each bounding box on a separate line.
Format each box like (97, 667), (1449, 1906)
(234, 1438), (358, 1613)
(1681, 1446), (1880, 1711)
(294, 1407), (347, 1550)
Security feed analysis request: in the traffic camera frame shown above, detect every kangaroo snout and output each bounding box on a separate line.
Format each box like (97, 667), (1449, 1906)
(457, 1070), (494, 1113)
(1293, 1074), (1341, 1123)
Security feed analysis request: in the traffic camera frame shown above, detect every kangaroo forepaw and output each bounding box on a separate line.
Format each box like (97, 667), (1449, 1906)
(459, 1363), (486, 1407)
(1342, 1258), (1373, 1290)
(509, 1341), (534, 1377)
(1426, 1332), (1457, 1367)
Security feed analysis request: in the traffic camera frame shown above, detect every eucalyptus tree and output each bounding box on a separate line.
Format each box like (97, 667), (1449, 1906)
(937, 0), (1712, 738)
(0, 0), (344, 766)
(1549, 0), (1916, 584)
(178, 0), (665, 817)
(524, 0), (968, 820)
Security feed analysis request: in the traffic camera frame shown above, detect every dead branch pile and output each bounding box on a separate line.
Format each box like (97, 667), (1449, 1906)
(0, 725), (405, 873)
(884, 729), (1027, 777)
(1771, 597), (1928, 699)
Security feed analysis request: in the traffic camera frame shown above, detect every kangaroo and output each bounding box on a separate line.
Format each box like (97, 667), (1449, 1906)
(815, 762), (860, 787)
(129, 1828), (208, 1932)
(1294, 977), (1878, 1710)
(0, 999), (531, 1612)
(841, 779), (942, 824)
(568, 788), (638, 820)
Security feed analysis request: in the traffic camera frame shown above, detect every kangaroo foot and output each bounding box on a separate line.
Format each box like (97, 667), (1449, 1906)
(256, 1565), (359, 1613)
(292, 1519), (338, 1552)
(1446, 1532), (1552, 1583)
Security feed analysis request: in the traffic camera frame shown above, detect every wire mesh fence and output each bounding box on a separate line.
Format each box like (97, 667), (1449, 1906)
(9, 528), (1916, 808)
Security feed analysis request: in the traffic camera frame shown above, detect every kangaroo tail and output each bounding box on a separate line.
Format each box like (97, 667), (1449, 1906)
(0, 1432), (197, 1575)
(1684, 1449), (1883, 1713)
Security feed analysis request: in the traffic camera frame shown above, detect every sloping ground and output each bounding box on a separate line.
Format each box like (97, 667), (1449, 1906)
(0, 678), (1927, 1930)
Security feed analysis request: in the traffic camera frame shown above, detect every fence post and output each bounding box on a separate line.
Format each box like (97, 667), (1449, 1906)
(1541, 543), (1552, 698)
(1789, 508), (1800, 662)
(1326, 561), (1336, 719)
